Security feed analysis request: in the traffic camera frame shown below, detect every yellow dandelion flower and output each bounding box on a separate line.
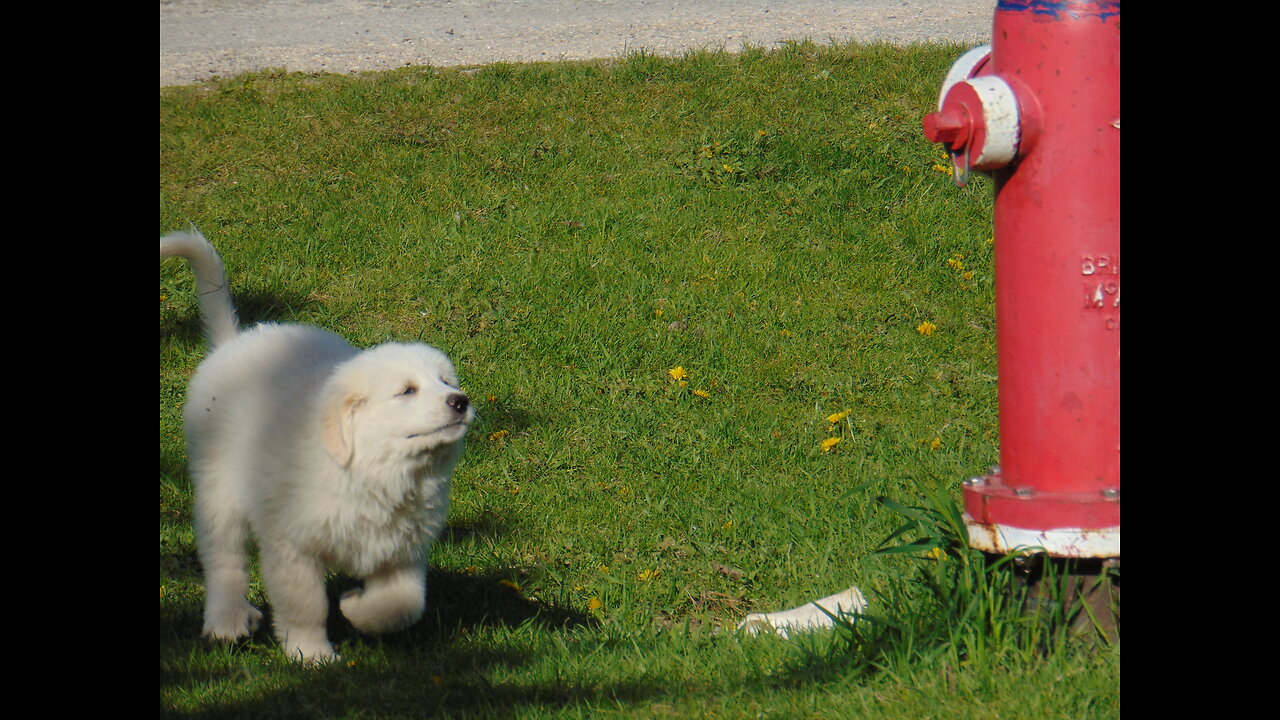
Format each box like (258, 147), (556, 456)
(655, 308), (665, 317)
(916, 321), (938, 336)
(947, 256), (965, 271)
(488, 429), (510, 441)
(931, 163), (954, 176)
(929, 437), (942, 451)
(637, 569), (660, 581)
(779, 329), (792, 337)
(962, 271), (974, 281)
(826, 409), (851, 424)
(669, 366), (688, 381)
(588, 597), (603, 611)
(927, 547), (945, 561)
(722, 520), (734, 530)
(693, 389), (711, 399)
(821, 437), (841, 453)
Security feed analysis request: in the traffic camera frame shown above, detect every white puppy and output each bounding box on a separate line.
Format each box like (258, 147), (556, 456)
(161, 229), (473, 663)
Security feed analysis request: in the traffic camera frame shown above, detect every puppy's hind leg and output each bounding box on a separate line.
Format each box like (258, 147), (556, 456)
(340, 561), (427, 635)
(194, 491), (263, 642)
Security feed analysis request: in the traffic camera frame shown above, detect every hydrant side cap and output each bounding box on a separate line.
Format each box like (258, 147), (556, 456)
(937, 44), (992, 109)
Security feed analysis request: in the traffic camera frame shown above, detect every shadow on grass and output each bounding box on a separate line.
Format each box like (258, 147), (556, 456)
(160, 566), (625, 718)
(160, 514), (644, 718)
(159, 511), (573, 641)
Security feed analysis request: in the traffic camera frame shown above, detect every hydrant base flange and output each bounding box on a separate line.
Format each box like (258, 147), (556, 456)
(964, 514), (1120, 558)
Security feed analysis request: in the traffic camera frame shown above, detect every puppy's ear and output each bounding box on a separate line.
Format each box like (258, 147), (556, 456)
(322, 391), (365, 467)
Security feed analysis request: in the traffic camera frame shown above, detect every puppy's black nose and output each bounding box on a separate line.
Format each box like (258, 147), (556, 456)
(446, 393), (470, 414)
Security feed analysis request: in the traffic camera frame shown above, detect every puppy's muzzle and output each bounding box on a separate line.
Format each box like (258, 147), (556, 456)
(405, 393), (473, 442)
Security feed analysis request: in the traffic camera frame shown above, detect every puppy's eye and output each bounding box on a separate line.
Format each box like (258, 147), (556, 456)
(441, 376), (459, 389)
(399, 385), (418, 397)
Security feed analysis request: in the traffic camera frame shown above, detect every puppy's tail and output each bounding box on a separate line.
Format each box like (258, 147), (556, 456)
(160, 227), (240, 348)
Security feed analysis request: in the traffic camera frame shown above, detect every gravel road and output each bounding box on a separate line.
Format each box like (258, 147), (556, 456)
(160, 0), (993, 87)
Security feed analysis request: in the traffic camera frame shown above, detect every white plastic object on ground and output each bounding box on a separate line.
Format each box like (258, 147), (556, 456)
(737, 585), (867, 638)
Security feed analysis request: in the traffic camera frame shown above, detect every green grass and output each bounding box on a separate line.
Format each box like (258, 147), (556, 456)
(161, 41), (1118, 719)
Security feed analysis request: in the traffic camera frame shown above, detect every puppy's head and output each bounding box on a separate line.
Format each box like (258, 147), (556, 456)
(321, 343), (474, 468)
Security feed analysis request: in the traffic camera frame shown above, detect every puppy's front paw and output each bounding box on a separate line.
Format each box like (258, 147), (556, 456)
(339, 588), (375, 630)
(288, 641), (340, 665)
(279, 630), (339, 664)
(202, 602), (263, 641)
(340, 586), (423, 635)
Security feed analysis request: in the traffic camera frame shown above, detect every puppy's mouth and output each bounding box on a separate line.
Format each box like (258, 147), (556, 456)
(406, 421), (469, 441)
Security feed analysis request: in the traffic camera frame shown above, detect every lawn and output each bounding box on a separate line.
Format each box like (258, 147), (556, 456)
(160, 41), (1118, 718)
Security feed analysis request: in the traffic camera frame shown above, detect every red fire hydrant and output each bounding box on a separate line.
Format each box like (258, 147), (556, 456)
(922, 1), (1120, 561)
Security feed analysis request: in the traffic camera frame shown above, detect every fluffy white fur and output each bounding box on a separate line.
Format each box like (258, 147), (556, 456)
(161, 229), (473, 663)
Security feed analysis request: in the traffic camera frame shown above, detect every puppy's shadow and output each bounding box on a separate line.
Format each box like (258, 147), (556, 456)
(325, 516), (596, 650)
(319, 568), (596, 656)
